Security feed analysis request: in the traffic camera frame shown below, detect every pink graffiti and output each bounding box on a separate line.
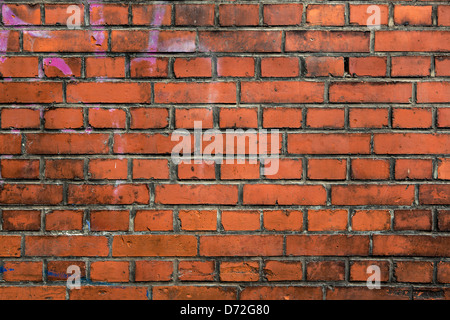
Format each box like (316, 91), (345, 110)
(43, 57), (73, 76)
(0, 30), (10, 53)
(2, 5), (30, 25)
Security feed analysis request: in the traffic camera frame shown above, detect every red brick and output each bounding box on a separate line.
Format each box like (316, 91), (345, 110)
(111, 30), (196, 52)
(1, 108), (40, 129)
(153, 286), (236, 300)
(199, 31), (282, 53)
(0, 236), (21, 257)
(90, 261), (129, 282)
(44, 108), (84, 129)
(174, 58), (212, 78)
(349, 108), (389, 128)
(23, 30), (108, 52)
(130, 108), (169, 129)
(112, 235), (197, 257)
(374, 133), (450, 154)
(308, 209), (348, 231)
(0, 82), (63, 103)
(2, 4), (40, 25)
(175, 108), (213, 129)
(90, 210), (129, 231)
(261, 57), (299, 78)
(263, 210), (303, 231)
(286, 235), (370, 256)
(307, 5), (345, 26)
(352, 210), (391, 231)
(179, 210), (216, 231)
(45, 4), (85, 26)
(349, 5), (389, 26)
(332, 185), (415, 205)
(438, 210), (450, 231)
(240, 286), (322, 300)
(307, 108), (345, 129)
(219, 108), (258, 128)
(155, 82), (236, 104)
(417, 82), (450, 103)
(373, 235), (450, 256)
(0, 286), (65, 300)
(0, 184), (63, 205)
(419, 185), (450, 204)
(45, 210), (83, 231)
(175, 4), (214, 26)
(135, 261), (173, 282)
(304, 57), (344, 77)
(393, 108), (432, 129)
(327, 287), (410, 300)
(45, 159), (84, 180)
(395, 159), (433, 180)
(438, 108), (450, 127)
(394, 210), (432, 231)
(90, 4), (128, 25)
(25, 236), (108, 257)
(88, 159), (128, 180)
(47, 261), (86, 281)
(67, 184), (149, 205)
(132, 159), (170, 180)
(26, 133), (109, 155)
(0, 57), (39, 77)
(222, 210), (260, 231)
(200, 235), (283, 257)
(289, 133), (371, 154)
(89, 108), (126, 129)
(391, 56), (431, 77)
(1, 159), (40, 179)
(241, 81), (324, 103)
(217, 57), (255, 77)
(85, 57), (125, 78)
(395, 261), (433, 283)
(70, 286), (147, 300)
(350, 260), (390, 282)
(264, 260), (303, 281)
(308, 159), (347, 180)
(349, 57), (387, 77)
(134, 210), (173, 231)
(155, 184), (238, 205)
(132, 4), (171, 26)
(264, 4), (302, 26)
(43, 57), (81, 78)
(286, 31), (369, 52)
(395, 5), (432, 26)
(67, 82), (152, 104)
(178, 261), (215, 281)
(219, 4), (259, 26)
(2, 211), (41, 231)
(330, 83), (412, 103)
(243, 185), (326, 205)
(438, 6), (450, 26)
(351, 159), (390, 180)
(263, 107), (302, 128)
(375, 31), (450, 52)
(220, 261), (259, 282)
(307, 261), (345, 281)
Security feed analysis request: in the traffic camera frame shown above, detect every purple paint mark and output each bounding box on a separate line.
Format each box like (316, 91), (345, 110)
(88, 1), (106, 50)
(10, 129), (21, 134)
(1, 155), (13, 159)
(145, 6), (167, 62)
(44, 57), (73, 76)
(61, 129), (77, 133)
(0, 56), (6, 63)
(0, 30), (10, 53)
(2, 5), (30, 26)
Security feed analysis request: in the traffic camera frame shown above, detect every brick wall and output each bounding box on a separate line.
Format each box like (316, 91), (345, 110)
(0, 0), (449, 300)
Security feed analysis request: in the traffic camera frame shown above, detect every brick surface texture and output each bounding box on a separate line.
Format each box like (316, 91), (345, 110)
(0, 0), (449, 301)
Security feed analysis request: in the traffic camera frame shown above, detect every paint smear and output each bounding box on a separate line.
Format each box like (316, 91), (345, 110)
(44, 57), (73, 76)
